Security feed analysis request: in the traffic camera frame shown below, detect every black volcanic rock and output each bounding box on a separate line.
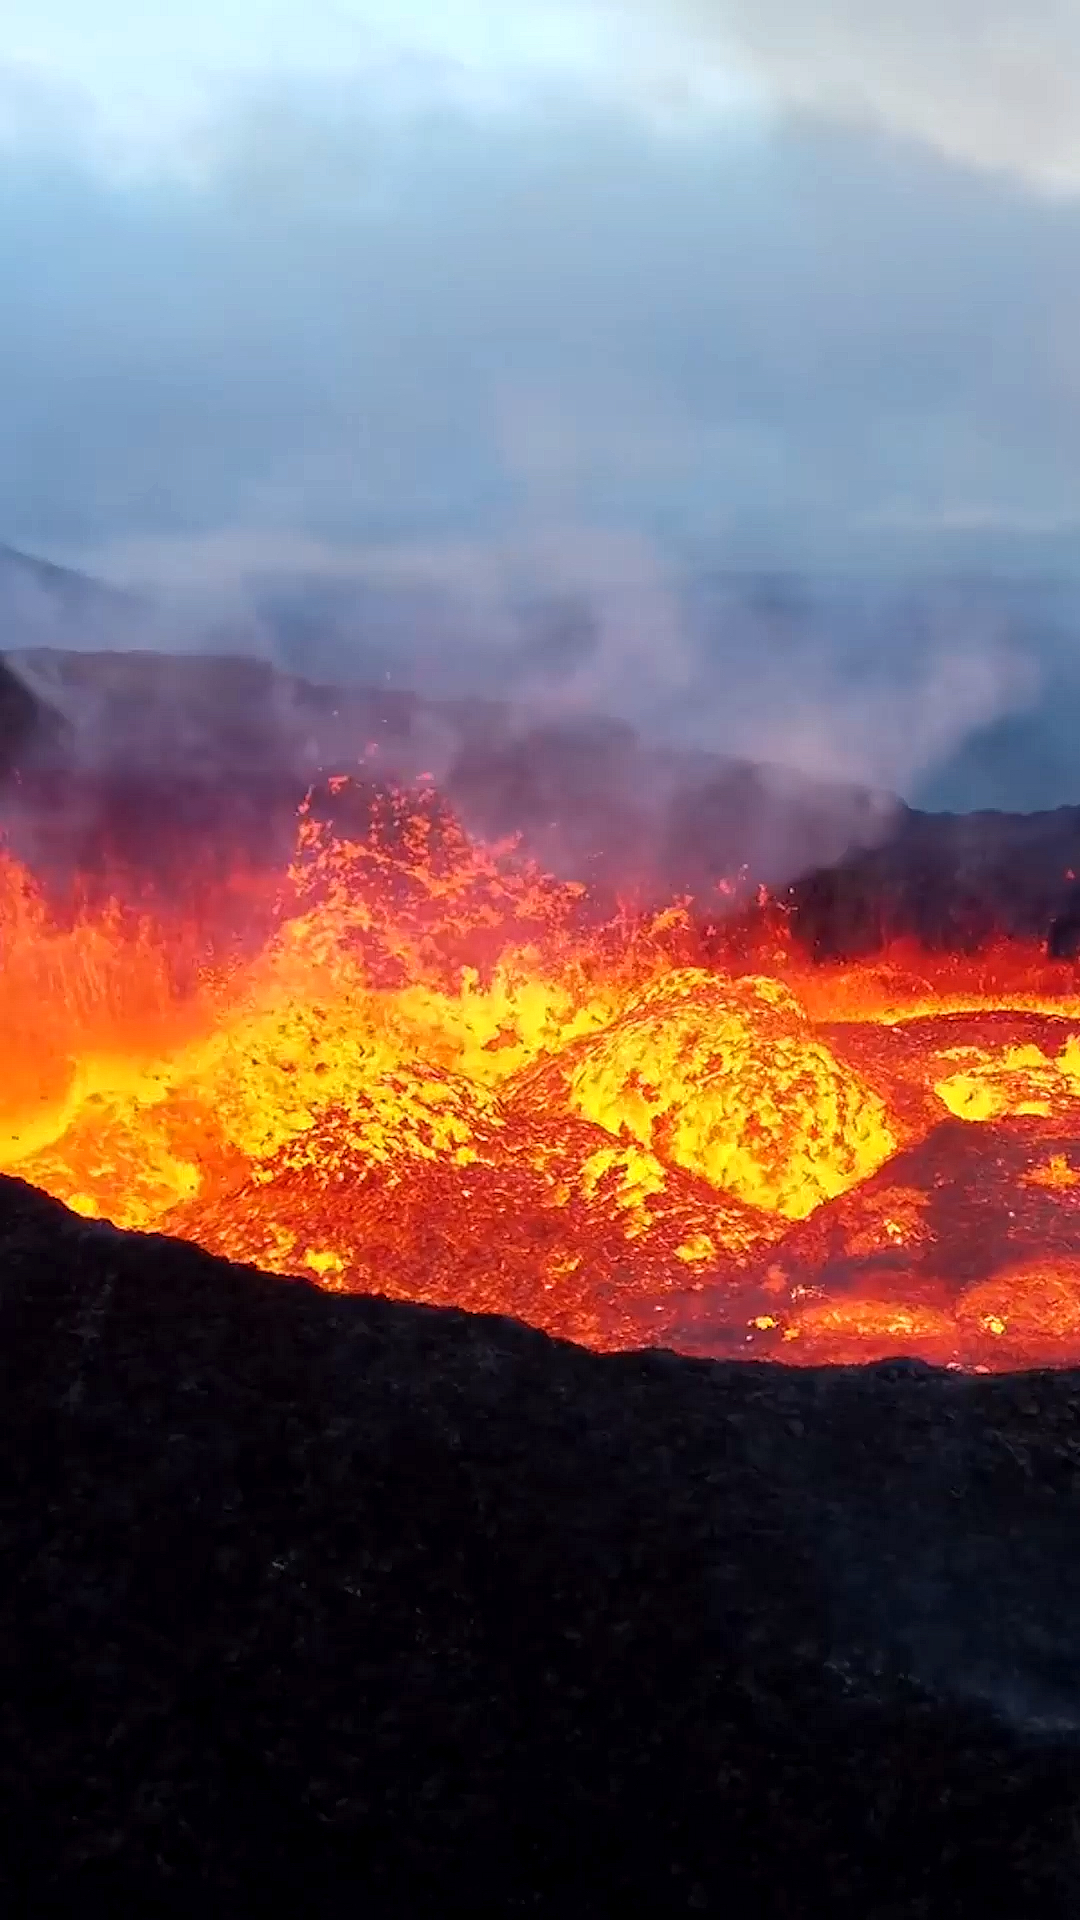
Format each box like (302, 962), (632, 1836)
(0, 657), (46, 774)
(1, 1176), (1080, 1913)
(788, 804), (1080, 957)
(1049, 884), (1080, 959)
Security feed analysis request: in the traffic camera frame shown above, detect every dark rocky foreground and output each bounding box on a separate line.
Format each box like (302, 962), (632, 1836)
(3, 1178), (1080, 1913)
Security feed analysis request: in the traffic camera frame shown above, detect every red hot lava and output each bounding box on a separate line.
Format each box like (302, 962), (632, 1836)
(6, 774), (1080, 1371)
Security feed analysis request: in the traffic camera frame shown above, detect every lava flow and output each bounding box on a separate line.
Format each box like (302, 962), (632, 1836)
(7, 772), (1080, 1371)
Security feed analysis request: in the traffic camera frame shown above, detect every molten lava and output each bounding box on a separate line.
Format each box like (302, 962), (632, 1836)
(8, 773), (1080, 1369)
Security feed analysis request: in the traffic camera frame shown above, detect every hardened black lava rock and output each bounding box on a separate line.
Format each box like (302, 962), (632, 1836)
(789, 806), (1080, 959)
(1049, 882), (1080, 959)
(0, 657), (48, 776)
(1, 1172), (1080, 1916)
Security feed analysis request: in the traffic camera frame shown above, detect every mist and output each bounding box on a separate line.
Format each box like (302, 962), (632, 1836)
(5, 4), (1080, 811)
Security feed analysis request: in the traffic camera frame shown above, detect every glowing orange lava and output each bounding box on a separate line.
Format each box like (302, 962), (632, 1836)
(7, 774), (1080, 1369)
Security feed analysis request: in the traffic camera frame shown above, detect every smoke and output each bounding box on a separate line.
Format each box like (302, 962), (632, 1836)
(53, 515), (1038, 804)
(51, 348), (1037, 813)
(701, 591), (1039, 795)
(0, 524), (1029, 933)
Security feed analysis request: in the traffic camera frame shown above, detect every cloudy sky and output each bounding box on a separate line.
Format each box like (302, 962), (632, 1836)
(4, 3), (1080, 804)
(4, 0), (1080, 569)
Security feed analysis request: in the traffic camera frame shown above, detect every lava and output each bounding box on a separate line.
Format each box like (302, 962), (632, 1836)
(7, 774), (1080, 1370)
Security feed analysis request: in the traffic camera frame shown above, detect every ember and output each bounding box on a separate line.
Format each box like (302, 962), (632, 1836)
(7, 774), (1080, 1369)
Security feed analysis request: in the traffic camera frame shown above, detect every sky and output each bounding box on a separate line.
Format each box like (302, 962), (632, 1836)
(4, 1), (1080, 801)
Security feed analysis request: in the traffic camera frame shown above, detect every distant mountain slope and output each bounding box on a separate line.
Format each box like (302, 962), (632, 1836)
(5, 539), (1080, 813)
(1, 643), (901, 902)
(7, 637), (1080, 949)
(0, 540), (136, 607)
(2, 536), (1080, 942)
(0, 542), (141, 654)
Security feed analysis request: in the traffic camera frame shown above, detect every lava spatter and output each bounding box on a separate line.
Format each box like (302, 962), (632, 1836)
(554, 968), (895, 1217)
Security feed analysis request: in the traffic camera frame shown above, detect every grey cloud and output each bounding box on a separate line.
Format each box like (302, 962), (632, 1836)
(5, 94), (1080, 556)
(622, 0), (1080, 191)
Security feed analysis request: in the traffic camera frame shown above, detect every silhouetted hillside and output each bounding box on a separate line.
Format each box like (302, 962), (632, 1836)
(0, 1174), (1078, 1914)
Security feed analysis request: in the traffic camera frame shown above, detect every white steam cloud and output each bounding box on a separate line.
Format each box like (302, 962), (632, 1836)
(54, 517), (1036, 807)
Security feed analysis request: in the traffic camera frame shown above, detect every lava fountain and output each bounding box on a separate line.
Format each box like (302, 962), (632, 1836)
(7, 772), (1080, 1371)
